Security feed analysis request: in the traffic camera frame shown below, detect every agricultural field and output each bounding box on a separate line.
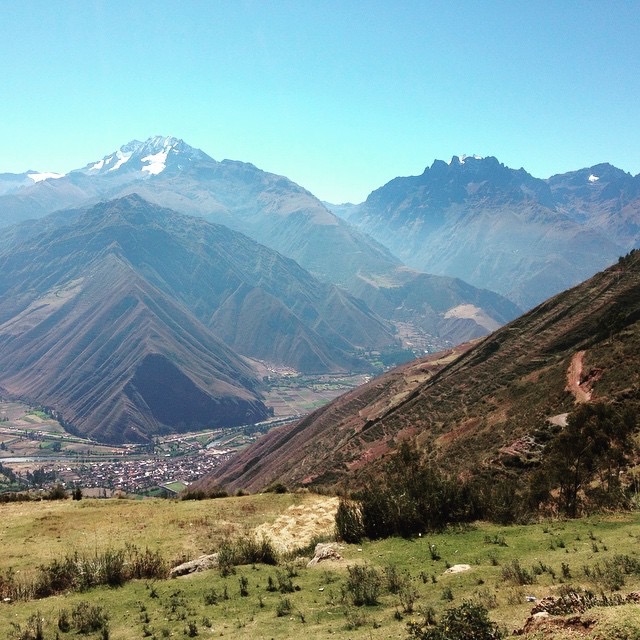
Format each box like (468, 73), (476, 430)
(263, 373), (371, 417)
(1, 493), (639, 639)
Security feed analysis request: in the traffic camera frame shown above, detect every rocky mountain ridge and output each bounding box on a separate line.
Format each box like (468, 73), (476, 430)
(334, 155), (640, 308)
(0, 137), (520, 345)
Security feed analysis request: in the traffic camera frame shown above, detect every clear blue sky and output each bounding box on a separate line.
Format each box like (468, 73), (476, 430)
(2, 1), (639, 203)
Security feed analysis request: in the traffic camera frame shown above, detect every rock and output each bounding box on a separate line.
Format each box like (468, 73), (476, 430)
(307, 543), (342, 567)
(169, 553), (218, 578)
(443, 564), (471, 574)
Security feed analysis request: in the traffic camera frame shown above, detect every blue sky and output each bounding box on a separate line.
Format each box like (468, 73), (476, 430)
(2, 1), (639, 203)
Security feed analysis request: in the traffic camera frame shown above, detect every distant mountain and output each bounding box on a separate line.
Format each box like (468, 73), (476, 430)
(0, 195), (397, 443)
(334, 156), (640, 309)
(0, 136), (398, 286)
(0, 137), (521, 346)
(206, 250), (640, 492)
(0, 170), (64, 196)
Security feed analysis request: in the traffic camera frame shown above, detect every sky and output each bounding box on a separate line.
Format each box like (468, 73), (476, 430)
(2, 0), (639, 203)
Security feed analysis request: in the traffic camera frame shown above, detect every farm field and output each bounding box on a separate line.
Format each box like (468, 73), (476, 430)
(263, 373), (371, 417)
(1, 493), (639, 639)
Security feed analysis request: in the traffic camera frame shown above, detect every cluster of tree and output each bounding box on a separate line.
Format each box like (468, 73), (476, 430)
(0, 462), (17, 484)
(530, 402), (637, 517)
(336, 402), (638, 542)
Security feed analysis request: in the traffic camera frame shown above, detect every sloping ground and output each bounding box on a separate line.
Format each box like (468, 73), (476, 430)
(0, 196), (402, 442)
(0, 253), (267, 443)
(202, 343), (475, 492)
(206, 251), (640, 491)
(349, 267), (521, 345)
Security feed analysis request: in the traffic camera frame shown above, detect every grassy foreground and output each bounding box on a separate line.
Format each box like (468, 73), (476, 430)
(1, 494), (639, 639)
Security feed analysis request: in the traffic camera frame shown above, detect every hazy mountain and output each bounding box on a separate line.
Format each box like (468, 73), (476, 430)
(206, 250), (640, 491)
(334, 156), (640, 309)
(0, 170), (64, 196)
(0, 136), (399, 286)
(0, 195), (398, 442)
(0, 137), (521, 345)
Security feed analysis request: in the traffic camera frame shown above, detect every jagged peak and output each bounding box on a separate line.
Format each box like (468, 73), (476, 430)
(73, 136), (214, 177)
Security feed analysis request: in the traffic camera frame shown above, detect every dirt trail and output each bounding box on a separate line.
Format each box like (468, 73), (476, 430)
(566, 351), (591, 403)
(253, 495), (339, 552)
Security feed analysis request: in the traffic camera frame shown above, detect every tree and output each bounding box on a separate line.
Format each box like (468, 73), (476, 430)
(543, 403), (636, 517)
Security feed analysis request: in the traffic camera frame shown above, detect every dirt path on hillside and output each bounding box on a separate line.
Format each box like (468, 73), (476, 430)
(566, 351), (591, 403)
(253, 495), (339, 552)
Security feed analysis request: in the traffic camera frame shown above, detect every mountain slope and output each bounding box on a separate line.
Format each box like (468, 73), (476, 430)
(206, 250), (640, 491)
(340, 156), (639, 308)
(0, 195), (401, 442)
(0, 251), (268, 444)
(0, 138), (521, 344)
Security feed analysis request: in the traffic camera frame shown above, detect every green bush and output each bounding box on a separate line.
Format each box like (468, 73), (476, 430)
(500, 559), (534, 586)
(335, 498), (364, 543)
(344, 564), (382, 606)
(407, 601), (502, 640)
(275, 596), (292, 617)
(71, 601), (109, 634)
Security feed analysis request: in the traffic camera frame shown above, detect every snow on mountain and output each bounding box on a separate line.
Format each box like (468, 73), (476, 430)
(75, 136), (211, 178)
(27, 172), (64, 183)
(449, 154), (484, 165)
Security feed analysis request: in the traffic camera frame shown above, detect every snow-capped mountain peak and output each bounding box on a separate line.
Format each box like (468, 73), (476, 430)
(74, 136), (213, 177)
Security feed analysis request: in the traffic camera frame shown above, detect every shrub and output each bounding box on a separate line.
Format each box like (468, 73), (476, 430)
(265, 483), (288, 494)
(217, 535), (279, 575)
(57, 609), (71, 632)
(398, 578), (419, 613)
(101, 549), (127, 587)
(236, 535), (279, 565)
(127, 545), (168, 579)
(10, 612), (45, 640)
(275, 569), (295, 594)
(384, 564), (404, 594)
(185, 620), (198, 637)
(71, 601), (109, 634)
(501, 559), (534, 586)
(46, 484), (68, 500)
(408, 601), (503, 640)
(344, 564), (382, 606)
(275, 597), (292, 617)
(335, 498), (364, 543)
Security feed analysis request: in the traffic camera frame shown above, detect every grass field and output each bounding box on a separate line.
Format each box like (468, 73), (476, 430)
(1, 494), (639, 639)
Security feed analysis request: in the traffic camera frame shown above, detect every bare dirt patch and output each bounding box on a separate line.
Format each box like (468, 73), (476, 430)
(253, 495), (339, 552)
(566, 351), (591, 403)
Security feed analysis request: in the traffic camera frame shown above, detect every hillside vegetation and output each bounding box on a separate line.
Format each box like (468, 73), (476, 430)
(208, 251), (640, 499)
(1, 494), (639, 639)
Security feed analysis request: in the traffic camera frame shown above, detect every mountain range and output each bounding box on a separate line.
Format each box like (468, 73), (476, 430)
(3, 137), (636, 447)
(206, 250), (640, 491)
(0, 137), (522, 346)
(334, 155), (640, 308)
(0, 195), (397, 443)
